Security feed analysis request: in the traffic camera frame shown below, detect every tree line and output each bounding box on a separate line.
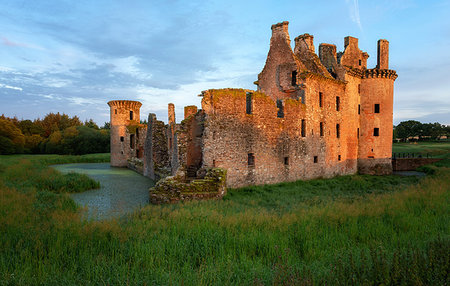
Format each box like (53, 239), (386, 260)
(394, 120), (450, 142)
(0, 113), (110, 155)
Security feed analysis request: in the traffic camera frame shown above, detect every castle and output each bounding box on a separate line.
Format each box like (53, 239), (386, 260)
(107, 21), (397, 190)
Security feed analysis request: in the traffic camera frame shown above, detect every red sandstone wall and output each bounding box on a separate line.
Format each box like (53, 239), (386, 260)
(358, 74), (395, 174)
(201, 88), (359, 188)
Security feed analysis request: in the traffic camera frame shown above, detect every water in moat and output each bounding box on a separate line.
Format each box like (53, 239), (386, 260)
(52, 163), (154, 220)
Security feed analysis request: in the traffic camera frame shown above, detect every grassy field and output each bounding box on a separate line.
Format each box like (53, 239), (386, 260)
(393, 140), (450, 158)
(0, 145), (449, 285)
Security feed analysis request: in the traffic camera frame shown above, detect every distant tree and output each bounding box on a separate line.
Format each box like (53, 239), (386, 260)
(84, 119), (99, 130)
(395, 120), (422, 141)
(102, 122), (110, 130)
(0, 118), (25, 154)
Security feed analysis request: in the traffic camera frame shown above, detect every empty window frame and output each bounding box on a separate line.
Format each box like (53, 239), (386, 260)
(320, 122), (324, 137)
(374, 104), (380, 113)
(130, 134), (135, 149)
(291, 70), (297, 86)
(301, 119), (306, 137)
(248, 153), (255, 166)
(314, 156), (318, 163)
(336, 96), (340, 111)
(358, 104), (361, 114)
(130, 110), (134, 120)
(374, 128), (380, 136)
(277, 100), (284, 118)
(120, 136), (124, 142)
(319, 92), (323, 107)
(284, 157), (289, 165)
(246, 92), (252, 114)
(336, 124), (340, 138)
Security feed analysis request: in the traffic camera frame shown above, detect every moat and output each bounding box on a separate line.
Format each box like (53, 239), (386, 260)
(53, 163), (154, 220)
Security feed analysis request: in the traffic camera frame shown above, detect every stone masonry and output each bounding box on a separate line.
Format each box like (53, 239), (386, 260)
(107, 21), (398, 191)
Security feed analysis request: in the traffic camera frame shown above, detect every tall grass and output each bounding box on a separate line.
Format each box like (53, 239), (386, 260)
(0, 151), (449, 284)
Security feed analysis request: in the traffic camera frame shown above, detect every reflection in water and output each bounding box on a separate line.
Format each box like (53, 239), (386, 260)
(52, 163), (154, 220)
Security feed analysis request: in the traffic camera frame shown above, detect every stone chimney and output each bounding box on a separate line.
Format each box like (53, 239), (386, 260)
(344, 36), (358, 49)
(319, 43), (337, 69)
(271, 21), (290, 45)
(377, 39), (389, 69)
(294, 33), (315, 54)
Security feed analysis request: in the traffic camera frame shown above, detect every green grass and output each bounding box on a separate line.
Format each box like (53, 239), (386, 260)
(0, 148), (449, 285)
(393, 141), (450, 158)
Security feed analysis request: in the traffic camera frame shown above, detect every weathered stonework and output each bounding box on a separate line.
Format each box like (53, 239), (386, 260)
(108, 21), (398, 199)
(150, 168), (227, 204)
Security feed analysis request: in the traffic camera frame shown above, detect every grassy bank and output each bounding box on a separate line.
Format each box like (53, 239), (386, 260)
(0, 149), (449, 284)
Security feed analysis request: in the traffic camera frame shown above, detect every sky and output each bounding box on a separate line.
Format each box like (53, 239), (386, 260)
(0, 0), (449, 125)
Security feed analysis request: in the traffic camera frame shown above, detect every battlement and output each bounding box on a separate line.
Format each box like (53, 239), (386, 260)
(107, 100), (142, 109)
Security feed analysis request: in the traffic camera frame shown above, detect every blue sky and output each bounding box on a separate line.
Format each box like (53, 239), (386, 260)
(0, 0), (449, 125)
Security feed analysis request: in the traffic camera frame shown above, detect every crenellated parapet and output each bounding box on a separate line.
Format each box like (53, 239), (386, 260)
(364, 69), (398, 80)
(107, 100), (142, 110)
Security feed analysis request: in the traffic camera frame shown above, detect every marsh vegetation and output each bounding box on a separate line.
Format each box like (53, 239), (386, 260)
(0, 143), (449, 285)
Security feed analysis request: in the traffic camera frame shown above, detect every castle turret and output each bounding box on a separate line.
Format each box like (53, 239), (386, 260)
(358, 39), (397, 174)
(107, 100), (142, 167)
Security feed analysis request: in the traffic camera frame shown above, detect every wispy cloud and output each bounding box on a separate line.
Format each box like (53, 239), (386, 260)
(345, 0), (363, 32)
(1, 37), (26, 47)
(0, 83), (22, 91)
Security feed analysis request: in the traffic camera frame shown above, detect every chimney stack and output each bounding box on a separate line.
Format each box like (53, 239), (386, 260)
(377, 39), (389, 69)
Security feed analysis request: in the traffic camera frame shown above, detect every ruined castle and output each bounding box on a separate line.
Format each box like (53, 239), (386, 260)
(107, 21), (397, 190)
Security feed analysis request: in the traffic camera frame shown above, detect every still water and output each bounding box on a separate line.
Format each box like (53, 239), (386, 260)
(53, 163), (154, 220)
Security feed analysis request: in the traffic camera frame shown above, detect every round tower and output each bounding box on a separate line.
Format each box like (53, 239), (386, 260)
(358, 40), (398, 175)
(107, 100), (142, 167)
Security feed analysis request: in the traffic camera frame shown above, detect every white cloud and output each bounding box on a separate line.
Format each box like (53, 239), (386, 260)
(345, 0), (363, 32)
(0, 83), (22, 91)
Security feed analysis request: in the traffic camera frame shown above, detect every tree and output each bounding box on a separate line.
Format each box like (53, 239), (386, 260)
(0, 118), (25, 154)
(84, 119), (99, 130)
(395, 120), (422, 141)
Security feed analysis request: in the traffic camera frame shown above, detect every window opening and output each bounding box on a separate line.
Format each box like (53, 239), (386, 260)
(359, 59), (362, 66)
(277, 100), (284, 118)
(336, 124), (340, 138)
(358, 84), (361, 94)
(248, 153), (255, 166)
(314, 156), (318, 163)
(336, 96), (340, 111)
(291, 71), (297, 86)
(130, 110), (134, 120)
(358, 104), (360, 114)
(115, 109), (117, 114)
(320, 122), (324, 137)
(319, 92), (323, 107)
(338, 155), (341, 161)
(374, 104), (380, 113)
(246, 92), (252, 114)
(284, 157), (289, 165)
(301, 119), (306, 137)
(130, 134), (135, 149)
(374, 128), (379, 136)
(120, 136), (124, 142)
(357, 128), (360, 138)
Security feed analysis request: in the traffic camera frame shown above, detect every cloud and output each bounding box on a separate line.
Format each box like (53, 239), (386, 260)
(1, 37), (26, 47)
(345, 0), (363, 32)
(0, 83), (22, 91)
